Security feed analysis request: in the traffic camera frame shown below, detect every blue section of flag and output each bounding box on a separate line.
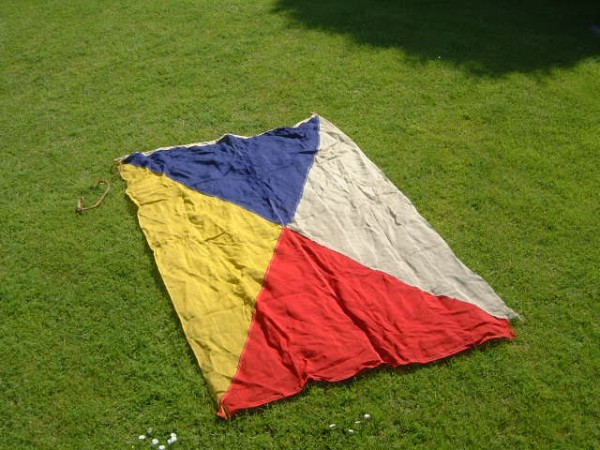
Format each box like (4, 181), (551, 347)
(124, 116), (320, 225)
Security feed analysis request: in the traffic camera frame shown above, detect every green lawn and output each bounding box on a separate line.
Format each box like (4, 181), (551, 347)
(1, 0), (599, 448)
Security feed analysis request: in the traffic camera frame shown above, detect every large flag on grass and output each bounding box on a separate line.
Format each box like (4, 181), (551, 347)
(120, 115), (517, 418)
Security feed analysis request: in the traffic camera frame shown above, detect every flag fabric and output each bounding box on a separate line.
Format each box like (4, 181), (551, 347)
(119, 115), (517, 418)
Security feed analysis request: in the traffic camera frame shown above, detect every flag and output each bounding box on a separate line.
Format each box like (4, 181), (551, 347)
(119, 115), (517, 418)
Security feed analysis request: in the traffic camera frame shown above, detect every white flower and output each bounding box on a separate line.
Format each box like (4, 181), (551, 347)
(152, 438), (159, 445)
(147, 427), (153, 434)
(170, 432), (177, 438)
(363, 413), (371, 419)
(138, 435), (146, 440)
(348, 429), (355, 434)
(167, 436), (178, 444)
(354, 420), (362, 424)
(159, 446), (166, 450)
(328, 424), (336, 429)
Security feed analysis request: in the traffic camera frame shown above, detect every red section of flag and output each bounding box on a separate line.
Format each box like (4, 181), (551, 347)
(219, 228), (514, 417)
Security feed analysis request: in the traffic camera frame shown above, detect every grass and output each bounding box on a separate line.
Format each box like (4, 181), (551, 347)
(1, 0), (599, 448)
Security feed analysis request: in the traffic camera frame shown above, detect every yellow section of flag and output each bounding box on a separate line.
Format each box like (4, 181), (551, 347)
(120, 164), (283, 399)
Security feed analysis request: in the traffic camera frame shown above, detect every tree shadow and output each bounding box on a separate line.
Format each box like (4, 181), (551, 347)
(273, 0), (600, 76)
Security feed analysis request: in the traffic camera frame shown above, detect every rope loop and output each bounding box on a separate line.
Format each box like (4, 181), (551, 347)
(76, 180), (111, 214)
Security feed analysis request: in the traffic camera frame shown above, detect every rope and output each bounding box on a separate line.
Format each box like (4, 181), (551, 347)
(76, 179), (111, 214)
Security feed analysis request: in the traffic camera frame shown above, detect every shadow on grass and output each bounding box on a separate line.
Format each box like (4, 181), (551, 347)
(273, 0), (600, 75)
